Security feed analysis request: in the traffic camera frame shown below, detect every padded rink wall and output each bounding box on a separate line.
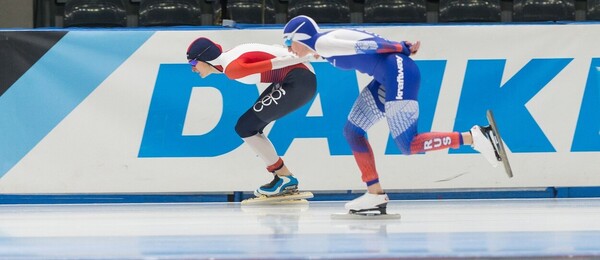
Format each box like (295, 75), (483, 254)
(0, 23), (599, 202)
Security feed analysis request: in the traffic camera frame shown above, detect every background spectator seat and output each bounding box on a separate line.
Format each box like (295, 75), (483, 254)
(138, 0), (202, 26)
(363, 0), (427, 23)
(587, 0), (600, 20)
(287, 0), (350, 23)
(227, 0), (276, 24)
(513, 0), (575, 22)
(439, 0), (501, 22)
(63, 0), (127, 27)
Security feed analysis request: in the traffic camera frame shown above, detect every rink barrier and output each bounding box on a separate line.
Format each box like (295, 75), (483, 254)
(1, 187), (600, 204)
(1, 23), (599, 196)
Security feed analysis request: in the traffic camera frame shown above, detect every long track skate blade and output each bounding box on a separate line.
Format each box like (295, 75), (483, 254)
(486, 110), (513, 178)
(331, 212), (401, 220)
(241, 191), (313, 205)
(270, 199), (309, 205)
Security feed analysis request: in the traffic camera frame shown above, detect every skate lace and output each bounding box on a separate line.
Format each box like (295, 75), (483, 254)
(260, 175), (281, 189)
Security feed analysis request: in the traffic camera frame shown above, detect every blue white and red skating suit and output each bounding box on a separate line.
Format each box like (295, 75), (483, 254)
(303, 29), (464, 185)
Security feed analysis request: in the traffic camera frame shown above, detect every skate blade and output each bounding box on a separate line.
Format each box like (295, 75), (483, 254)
(331, 212), (401, 220)
(486, 110), (513, 178)
(269, 199), (309, 205)
(241, 191), (313, 205)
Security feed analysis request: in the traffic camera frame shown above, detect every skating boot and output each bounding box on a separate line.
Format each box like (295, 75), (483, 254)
(254, 175), (299, 197)
(345, 192), (389, 214)
(242, 175), (313, 205)
(471, 125), (500, 167)
(331, 192), (400, 219)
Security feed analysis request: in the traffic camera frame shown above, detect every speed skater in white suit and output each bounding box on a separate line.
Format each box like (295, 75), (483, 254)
(282, 15), (502, 215)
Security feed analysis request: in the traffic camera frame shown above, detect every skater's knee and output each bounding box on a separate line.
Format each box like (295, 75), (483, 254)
(344, 121), (368, 150)
(343, 122), (364, 139)
(234, 121), (253, 138)
(235, 112), (266, 138)
(389, 120), (418, 155)
(393, 133), (415, 155)
(397, 142), (412, 155)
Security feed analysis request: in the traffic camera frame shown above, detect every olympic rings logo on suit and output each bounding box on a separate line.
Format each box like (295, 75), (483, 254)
(253, 84), (287, 112)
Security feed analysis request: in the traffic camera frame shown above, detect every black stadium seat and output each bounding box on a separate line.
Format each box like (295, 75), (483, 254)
(587, 0), (600, 20)
(364, 0), (427, 23)
(63, 0), (127, 27)
(287, 0), (350, 23)
(138, 0), (202, 26)
(439, 0), (501, 22)
(227, 0), (277, 24)
(513, 0), (575, 22)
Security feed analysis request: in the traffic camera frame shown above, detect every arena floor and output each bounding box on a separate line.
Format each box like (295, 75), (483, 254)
(1, 198), (600, 259)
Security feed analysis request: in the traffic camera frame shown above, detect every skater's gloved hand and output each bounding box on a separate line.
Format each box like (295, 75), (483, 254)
(401, 41), (420, 56)
(408, 41), (420, 55)
(400, 41), (411, 56)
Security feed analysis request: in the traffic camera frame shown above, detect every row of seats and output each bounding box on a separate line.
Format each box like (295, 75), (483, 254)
(63, 0), (212, 27)
(63, 0), (600, 27)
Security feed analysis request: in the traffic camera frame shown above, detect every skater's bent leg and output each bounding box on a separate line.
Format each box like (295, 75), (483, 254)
(254, 69), (317, 123)
(342, 124), (389, 213)
(346, 81), (386, 192)
(241, 133), (278, 165)
(344, 122), (380, 188)
(236, 110), (290, 175)
(242, 134), (291, 175)
(240, 69), (316, 176)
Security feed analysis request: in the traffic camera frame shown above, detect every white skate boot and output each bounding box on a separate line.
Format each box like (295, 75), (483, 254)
(471, 125), (500, 167)
(345, 192), (390, 214)
(331, 192), (400, 219)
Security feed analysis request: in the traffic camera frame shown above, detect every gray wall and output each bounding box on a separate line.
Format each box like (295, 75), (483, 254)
(0, 0), (34, 28)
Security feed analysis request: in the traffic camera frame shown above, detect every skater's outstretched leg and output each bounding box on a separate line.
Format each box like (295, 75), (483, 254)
(385, 100), (499, 168)
(386, 100), (464, 155)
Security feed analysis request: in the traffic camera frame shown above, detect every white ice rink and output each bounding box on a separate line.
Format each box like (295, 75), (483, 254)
(1, 198), (600, 259)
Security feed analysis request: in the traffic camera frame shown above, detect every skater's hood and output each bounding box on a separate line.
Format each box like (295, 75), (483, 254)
(283, 15), (320, 49)
(187, 37), (223, 66)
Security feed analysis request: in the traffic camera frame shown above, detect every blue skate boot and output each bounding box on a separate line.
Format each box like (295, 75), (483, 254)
(254, 175), (299, 197)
